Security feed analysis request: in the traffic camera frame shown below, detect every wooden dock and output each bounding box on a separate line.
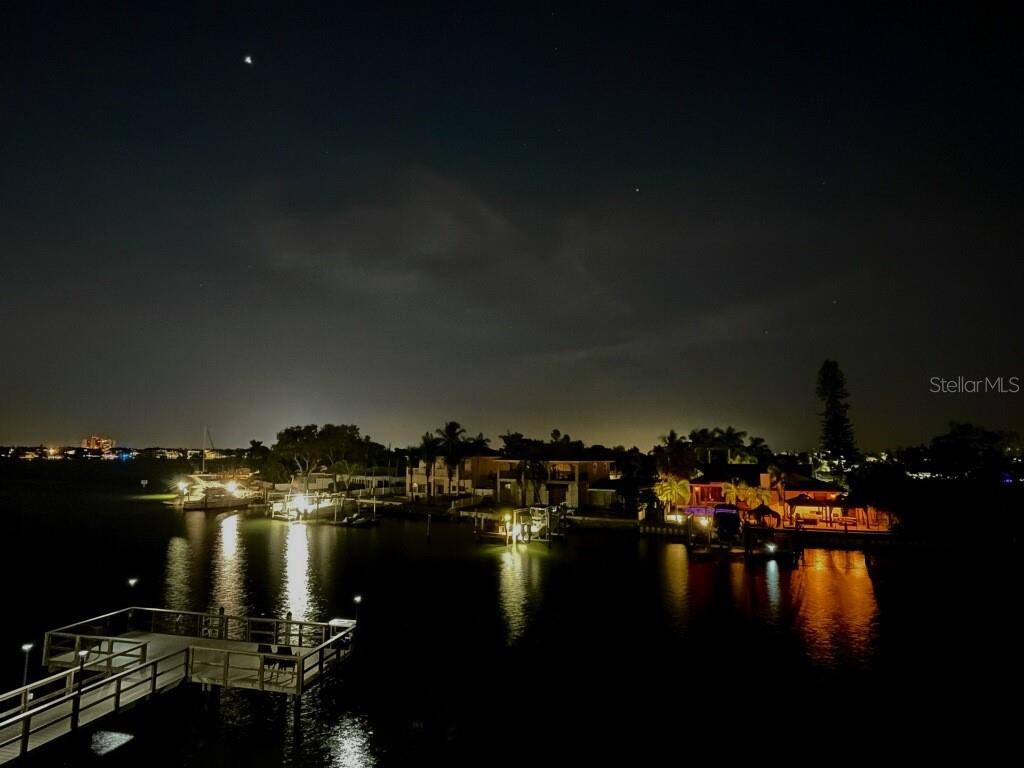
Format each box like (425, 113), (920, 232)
(0, 607), (356, 764)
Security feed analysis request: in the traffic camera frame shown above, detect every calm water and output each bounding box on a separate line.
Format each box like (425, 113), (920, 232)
(2, 464), (1021, 764)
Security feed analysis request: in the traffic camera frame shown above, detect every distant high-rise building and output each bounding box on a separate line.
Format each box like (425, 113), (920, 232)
(81, 435), (116, 451)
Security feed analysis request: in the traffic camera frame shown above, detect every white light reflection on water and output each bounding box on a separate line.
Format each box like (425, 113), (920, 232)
(327, 715), (376, 767)
(280, 522), (314, 621)
(211, 514), (246, 616)
(90, 731), (133, 756)
(163, 536), (192, 611)
(766, 559), (781, 616)
(164, 511), (204, 610)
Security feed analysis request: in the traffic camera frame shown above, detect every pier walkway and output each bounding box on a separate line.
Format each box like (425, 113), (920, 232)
(0, 607), (356, 764)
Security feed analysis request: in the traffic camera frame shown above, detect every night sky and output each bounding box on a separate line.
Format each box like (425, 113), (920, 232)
(2, 3), (1021, 451)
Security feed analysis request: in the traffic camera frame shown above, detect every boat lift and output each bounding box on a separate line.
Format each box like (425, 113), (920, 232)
(477, 505), (567, 546)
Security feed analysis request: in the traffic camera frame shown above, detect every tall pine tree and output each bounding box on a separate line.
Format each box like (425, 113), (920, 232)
(816, 360), (858, 461)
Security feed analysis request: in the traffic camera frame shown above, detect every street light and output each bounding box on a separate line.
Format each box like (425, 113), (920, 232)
(77, 650), (89, 694)
(353, 594), (362, 622)
(21, 643), (33, 687)
(128, 577), (138, 588)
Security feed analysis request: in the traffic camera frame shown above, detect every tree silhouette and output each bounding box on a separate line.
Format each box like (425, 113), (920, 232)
(435, 421), (467, 497)
(816, 360), (858, 462)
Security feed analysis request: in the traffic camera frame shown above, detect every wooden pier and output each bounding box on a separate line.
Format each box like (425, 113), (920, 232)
(0, 607), (356, 764)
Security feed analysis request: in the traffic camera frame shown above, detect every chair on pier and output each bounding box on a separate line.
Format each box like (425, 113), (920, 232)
(274, 646), (297, 684)
(257, 643), (275, 672)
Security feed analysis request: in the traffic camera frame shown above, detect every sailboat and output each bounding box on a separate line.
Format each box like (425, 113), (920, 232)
(179, 427), (257, 511)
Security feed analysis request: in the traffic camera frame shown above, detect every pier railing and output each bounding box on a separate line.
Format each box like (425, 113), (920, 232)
(0, 648), (188, 760)
(45, 607), (336, 659)
(44, 634), (148, 672)
(186, 623), (354, 696)
(4, 608), (355, 763)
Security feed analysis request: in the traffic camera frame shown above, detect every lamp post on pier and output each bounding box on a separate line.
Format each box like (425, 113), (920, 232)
(21, 643), (33, 688)
(353, 594), (362, 623)
(77, 650), (89, 695)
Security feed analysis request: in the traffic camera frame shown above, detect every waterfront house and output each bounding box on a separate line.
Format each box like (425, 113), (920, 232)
(681, 467), (890, 530)
(406, 456), (617, 509)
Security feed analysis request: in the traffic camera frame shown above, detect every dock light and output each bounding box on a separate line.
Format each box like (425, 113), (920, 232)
(128, 577), (138, 588)
(21, 643), (33, 687)
(698, 517), (711, 528)
(353, 594), (362, 621)
(177, 481), (187, 493)
(77, 650), (89, 694)
(766, 543), (777, 553)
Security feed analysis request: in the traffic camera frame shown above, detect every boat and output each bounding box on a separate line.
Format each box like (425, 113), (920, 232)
(179, 474), (257, 510)
(477, 506), (564, 544)
(332, 513), (379, 528)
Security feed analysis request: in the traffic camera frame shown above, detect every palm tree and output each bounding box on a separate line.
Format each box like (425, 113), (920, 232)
(515, 458), (529, 507)
(714, 427), (748, 464)
(768, 463), (788, 523)
(527, 459), (548, 504)
(689, 428), (716, 464)
(435, 421), (466, 498)
(654, 429), (698, 478)
(654, 476), (691, 520)
(746, 436), (773, 466)
(514, 451), (548, 506)
(418, 433), (441, 503)
(721, 481), (739, 506)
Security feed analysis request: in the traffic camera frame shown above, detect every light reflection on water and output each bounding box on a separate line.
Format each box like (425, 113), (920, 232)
(327, 715), (376, 768)
(163, 537), (192, 611)
(150, 516), (887, 765)
(656, 546), (879, 669)
(660, 543), (689, 631)
(765, 559), (781, 615)
(210, 514), (246, 616)
(791, 549), (879, 667)
(278, 523), (319, 621)
(164, 511), (206, 611)
(496, 543), (543, 643)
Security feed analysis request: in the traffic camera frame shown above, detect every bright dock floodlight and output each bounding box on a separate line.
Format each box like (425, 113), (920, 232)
(22, 643), (33, 653)
(128, 577), (138, 587)
(353, 595), (362, 605)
